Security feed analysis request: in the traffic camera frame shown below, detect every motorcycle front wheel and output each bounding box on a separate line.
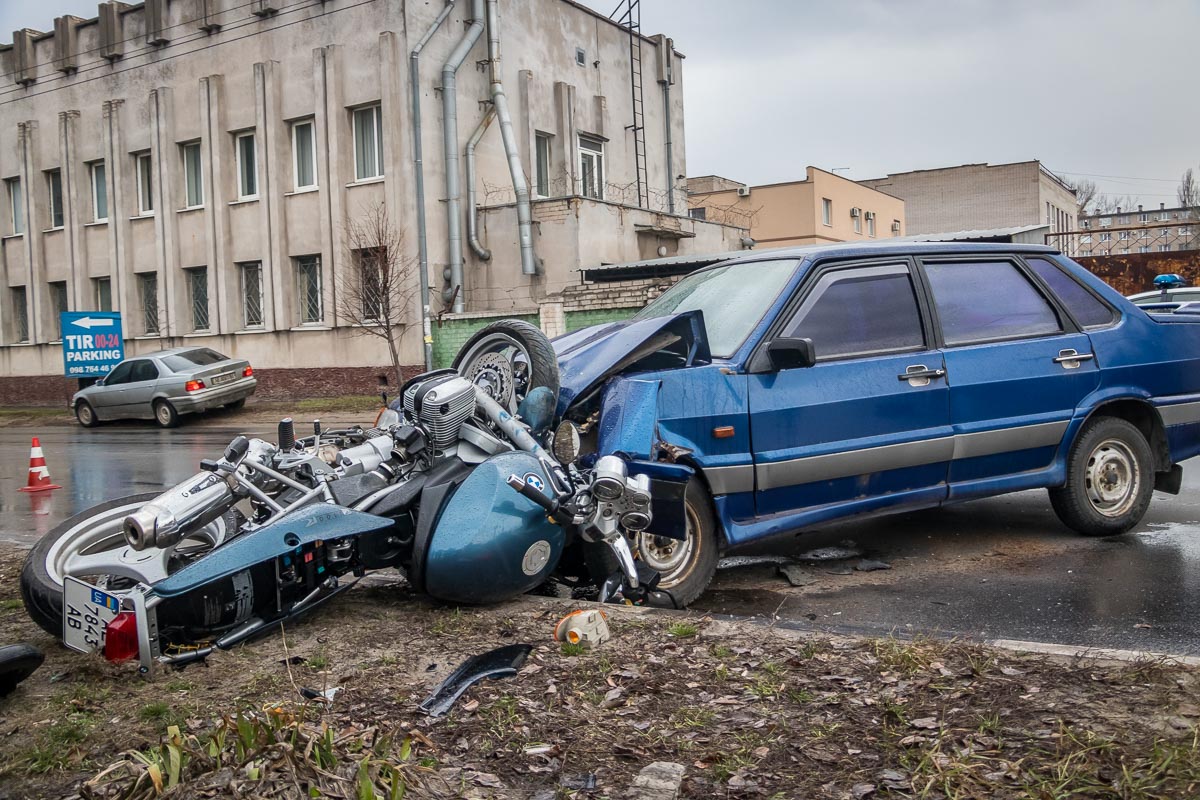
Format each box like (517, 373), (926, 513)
(20, 493), (232, 638)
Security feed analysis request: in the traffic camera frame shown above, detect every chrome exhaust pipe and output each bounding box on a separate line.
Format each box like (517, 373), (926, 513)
(123, 471), (234, 551)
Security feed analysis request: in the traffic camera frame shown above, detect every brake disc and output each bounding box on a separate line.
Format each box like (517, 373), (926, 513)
(468, 352), (515, 407)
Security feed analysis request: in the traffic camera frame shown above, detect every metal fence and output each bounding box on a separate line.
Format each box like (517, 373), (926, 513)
(1046, 221), (1196, 258)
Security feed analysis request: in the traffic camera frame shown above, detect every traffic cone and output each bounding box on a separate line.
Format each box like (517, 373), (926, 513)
(18, 437), (61, 493)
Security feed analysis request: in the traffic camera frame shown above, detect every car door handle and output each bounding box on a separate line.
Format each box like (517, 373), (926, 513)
(1053, 349), (1095, 366)
(898, 365), (946, 384)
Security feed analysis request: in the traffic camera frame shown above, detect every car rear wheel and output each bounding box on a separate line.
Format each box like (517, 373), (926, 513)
(1049, 416), (1154, 536)
(75, 401), (99, 428)
(153, 400), (180, 429)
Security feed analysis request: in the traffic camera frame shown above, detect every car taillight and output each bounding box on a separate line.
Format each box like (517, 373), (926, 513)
(104, 612), (139, 663)
(185, 379), (205, 392)
(242, 366), (254, 377)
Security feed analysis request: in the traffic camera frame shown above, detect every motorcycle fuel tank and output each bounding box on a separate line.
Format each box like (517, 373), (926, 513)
(424, 451), (564, 604)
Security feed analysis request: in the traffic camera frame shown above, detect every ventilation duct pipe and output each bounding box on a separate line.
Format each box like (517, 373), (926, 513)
(441, 0), (485, 312)
(410, 0), (455, 369)
(466, 107), (496, 261)
(486, 0), (537, 275)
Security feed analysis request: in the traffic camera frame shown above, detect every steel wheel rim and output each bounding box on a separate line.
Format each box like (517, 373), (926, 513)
(78, 405), (93, 425)
(636, 504), (698, 586)
(43, 500), (227, 588)
(1085, 438), (1139, 517)
(457, 332), (532, 412)
(156, 404), (171, 425)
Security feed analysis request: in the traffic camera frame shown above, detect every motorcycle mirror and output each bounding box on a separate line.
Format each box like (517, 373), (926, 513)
(224, 435), (250, 465)
(552, 420), (582, 464)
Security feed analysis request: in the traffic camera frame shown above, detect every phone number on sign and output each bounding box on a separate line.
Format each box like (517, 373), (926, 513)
(67, 365), (109, 375)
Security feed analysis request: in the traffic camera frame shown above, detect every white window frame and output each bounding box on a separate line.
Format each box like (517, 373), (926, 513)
(578, 135), (604, 200)
(296, 255), (323, 325)
(235, 131), (258, 200)
(291, 119), (317, 190)
(135, 152), (154, 215)
(866, 211), (876, 238)
(352, 105), (384, 181)
(534, 132), (552, 198)
(89, 161), (108, 223)
(182, 142), (204, 209)
(94, 276), (112, 312)
(1099, 218), (1111, 227)
(821, 198), (832, 226)
(47, 169), (64, 229)
(7, 177), (23, 234)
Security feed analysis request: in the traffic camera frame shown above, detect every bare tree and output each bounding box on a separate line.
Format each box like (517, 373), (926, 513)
(1179, 168), (1199, 210)
(337, 201), (415, 388)
(1067, 178), (1099, 216)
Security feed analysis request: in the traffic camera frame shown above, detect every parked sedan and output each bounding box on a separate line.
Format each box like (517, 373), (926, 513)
(552, 241), (1200, 604)
(72, 347), (257, 428)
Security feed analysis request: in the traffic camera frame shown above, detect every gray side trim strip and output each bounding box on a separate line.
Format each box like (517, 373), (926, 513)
(704, 420), (1071, 496)
(1158, 400), (1200, 427)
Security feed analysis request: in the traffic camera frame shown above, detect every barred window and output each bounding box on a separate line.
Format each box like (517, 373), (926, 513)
(240, 262), (264, 328)
(49, 281), (68, 339)
(138, 273), (159, 334)
(295, 255), (323, 324)
(355, 248), (385, 321)
(187, 266), (209, 331)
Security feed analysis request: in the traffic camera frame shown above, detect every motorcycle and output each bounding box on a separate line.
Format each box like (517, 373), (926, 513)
(20, 321), (684, 672)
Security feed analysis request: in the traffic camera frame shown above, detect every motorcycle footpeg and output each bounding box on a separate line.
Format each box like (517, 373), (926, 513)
(599, 564), (670, 607)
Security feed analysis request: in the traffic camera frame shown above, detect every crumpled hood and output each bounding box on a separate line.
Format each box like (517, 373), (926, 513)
(552, 310), (710, 415)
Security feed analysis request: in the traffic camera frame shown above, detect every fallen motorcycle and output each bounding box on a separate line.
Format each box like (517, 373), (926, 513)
(20, 321), (686, 672)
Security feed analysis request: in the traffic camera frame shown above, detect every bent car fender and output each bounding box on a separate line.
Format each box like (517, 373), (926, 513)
(150, 504), (392, 599)
(598, 378), (662, 459)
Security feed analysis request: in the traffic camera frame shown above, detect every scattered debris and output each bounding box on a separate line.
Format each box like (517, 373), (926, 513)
(796, 540), (864, 562)
(418, 643), (532, 716)
(561, 773), (598, 790)
(777, 563), (818, 587)
(854, 559), (892, 572)
(298, 685), (341, 703)
(554, 609), (611, 648)
(0, 642), (43, 697)
(627, 761), (686, 800)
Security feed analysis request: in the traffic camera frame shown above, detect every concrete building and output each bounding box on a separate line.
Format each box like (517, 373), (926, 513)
(1076, 202), (1197, 257)
(0, 0), (749, 403)
(686, 167), (906, 248)
(860, 161), (1077, 238)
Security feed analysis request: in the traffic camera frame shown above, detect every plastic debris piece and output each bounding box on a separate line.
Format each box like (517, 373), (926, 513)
(0, 643), (44, 697)
(299, 686), (341, 703)
(778, 563), (818, 587)
(419, 644), (532, 717)
(854, 559), (892, 572)
(553, 609), (611, 648)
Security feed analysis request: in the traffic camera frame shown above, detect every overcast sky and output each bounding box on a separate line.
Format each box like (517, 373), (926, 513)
(4, 0), (1195, 206)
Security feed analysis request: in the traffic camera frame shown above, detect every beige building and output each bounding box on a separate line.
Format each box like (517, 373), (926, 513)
(860, 160), (1077, 238)
(0, 0), (749, 402)
(686, 167), (906, 249)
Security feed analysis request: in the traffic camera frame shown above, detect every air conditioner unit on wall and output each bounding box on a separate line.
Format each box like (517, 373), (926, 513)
(891, 220), (901, 233)
(850, 207), (861, 217)
(737, 186), (751, 197)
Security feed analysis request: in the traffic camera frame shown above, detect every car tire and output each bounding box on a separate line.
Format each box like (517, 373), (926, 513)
(1049, 416), (1155, 536)
(586, 478), (720, 608)
(153, 400), (180, 429)
(224, 398), (246, 411)
(75, 401), (99, 428)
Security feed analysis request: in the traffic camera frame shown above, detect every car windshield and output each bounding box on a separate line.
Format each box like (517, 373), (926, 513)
(162, 348), (228, 372)
(632, 259), (798, 358)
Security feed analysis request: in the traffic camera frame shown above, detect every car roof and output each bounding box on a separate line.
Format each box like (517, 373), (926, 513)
(126, 346), (214, 360)
(705, 240), (1060, 269)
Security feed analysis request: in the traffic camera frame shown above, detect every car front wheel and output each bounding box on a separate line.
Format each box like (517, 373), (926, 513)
(1049, 416), (1154, 536)
(75, 401), (99, 428)
(153, 400), (180, 429)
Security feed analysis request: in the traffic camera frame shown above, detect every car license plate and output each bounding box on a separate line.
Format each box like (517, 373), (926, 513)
(211, 372), (235, 386)
(62, 576), (121, 654)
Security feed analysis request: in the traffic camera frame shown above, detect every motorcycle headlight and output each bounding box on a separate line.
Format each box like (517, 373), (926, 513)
(552, 420), (581, 464)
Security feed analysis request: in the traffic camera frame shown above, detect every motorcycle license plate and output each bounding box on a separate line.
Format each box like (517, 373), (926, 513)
(62, 576), (121, 654)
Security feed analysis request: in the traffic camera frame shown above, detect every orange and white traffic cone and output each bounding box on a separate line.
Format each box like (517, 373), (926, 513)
(18, 437), (61, 493)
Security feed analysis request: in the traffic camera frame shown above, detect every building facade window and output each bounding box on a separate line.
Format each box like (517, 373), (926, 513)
(90, 161), (108, 222)
(1100, 218), (1111, 227)
(94, 277), (112, 312)
(1160, 245), (1171, 252)
(821, 198), (832, 226)
(1100, 232), (1111, 242)
(47, 169), (64, 229)
(292, 120), (316, 190)
(138, 273), (159, 334)
(688, 207), (706, 221)
(182, 142), (203, 208)
(7, 177), (22, 234)
(866, 211), (876, 237)
(892, 220), (901, 237)
(1139, 213), (1149, 222)
(49, 280), (68, 339)
(852, 209), (862, 234)
(136, 152), (153, 214)
(296, 255), (322, 324)
(1138, 246), (1151, 253)
(186, 266), (209, 331)
(240, 261), (264, 328)
(578, 135), (604, 199)
(354, 248), (384, 321)
(534, 132), (551, 197)
(11, 286), (28, 343)
(236, 132), (257, 199)
(352, 105), (383, 181)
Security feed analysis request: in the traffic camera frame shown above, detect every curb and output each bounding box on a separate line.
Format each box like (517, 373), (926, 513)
(987, 638), (1200, 667)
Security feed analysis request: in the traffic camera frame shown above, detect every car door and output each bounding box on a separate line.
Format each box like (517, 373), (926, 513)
(917, 255), (1101, 496)
(747, 259), (953, 521)
(92, 360), (133, 417)
(123, 359), (162, 419)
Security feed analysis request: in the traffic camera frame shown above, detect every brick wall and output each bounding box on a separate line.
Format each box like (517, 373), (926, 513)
(430, 311), (540, 368)
(1077, 251), (1200, 296)
(565, 308), (640, 331)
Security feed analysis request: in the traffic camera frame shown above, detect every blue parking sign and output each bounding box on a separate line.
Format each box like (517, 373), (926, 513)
(61, 312), (125, 378)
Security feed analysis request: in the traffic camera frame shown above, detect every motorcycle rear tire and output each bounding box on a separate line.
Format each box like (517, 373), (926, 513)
(452, 319), (560, 405)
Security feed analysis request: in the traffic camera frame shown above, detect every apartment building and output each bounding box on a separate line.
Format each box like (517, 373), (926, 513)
(860, 161), (1077, 238)
(1076, 202), (1197, 257)
(0, 0), (748, 401)
(686, 167), (906, 248)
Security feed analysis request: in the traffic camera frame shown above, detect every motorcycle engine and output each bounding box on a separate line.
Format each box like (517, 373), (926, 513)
(403, 373), (476, 450)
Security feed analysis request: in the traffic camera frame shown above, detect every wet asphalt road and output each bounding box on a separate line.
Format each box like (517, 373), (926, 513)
(2, 426), (1199, 655)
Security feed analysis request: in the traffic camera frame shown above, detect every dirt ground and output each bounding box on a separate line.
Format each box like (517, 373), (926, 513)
(0, 545), (1198, 800)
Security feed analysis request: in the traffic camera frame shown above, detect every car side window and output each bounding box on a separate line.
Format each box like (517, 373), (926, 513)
(783, 263), (925, 360)
(104, 362), (133, 385)
(130, 360), (159, 383)
(1025, 257), (1115, 329)
(924, 260), (1061, 346)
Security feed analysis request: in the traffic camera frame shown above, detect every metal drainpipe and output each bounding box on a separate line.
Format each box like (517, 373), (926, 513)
(410, 0), (455, 369)
(441, 0), (485, 313)
(486, 0), (537, 276)
(662, 82), (674, 214)
(466, 107), (496, 261)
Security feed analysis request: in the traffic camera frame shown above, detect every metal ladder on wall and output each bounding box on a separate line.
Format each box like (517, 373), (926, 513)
(611, 0), (648, 208)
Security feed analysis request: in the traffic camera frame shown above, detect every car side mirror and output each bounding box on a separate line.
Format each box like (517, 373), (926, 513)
(95, 378), (105, 386)
(767, 337), (816, 370)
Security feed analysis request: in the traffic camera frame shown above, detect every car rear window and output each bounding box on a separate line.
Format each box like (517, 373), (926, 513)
(162, 348), (228, 372)
(1026, 257), (1115, 329)
(924, 260), (1061, 346)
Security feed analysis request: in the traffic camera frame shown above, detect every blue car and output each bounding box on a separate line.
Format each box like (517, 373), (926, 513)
(552, 241), (1200, 605)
